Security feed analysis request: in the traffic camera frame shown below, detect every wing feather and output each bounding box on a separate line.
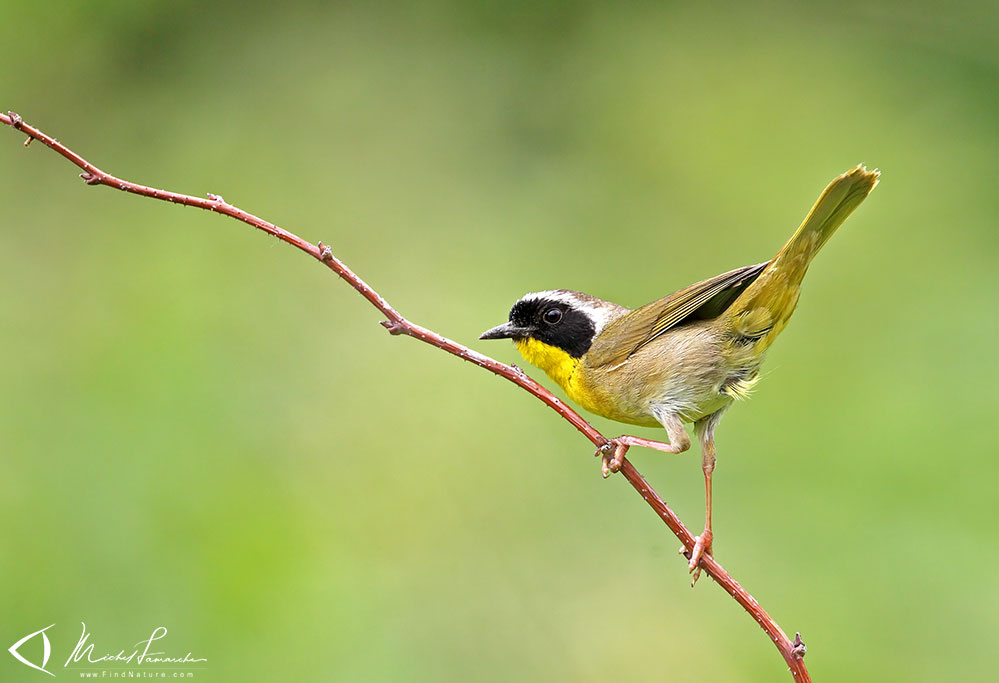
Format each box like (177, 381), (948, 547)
(586, 261), (769, 368)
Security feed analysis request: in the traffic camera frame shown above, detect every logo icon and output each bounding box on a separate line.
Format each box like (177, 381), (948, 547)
(8, 624), (55, 676)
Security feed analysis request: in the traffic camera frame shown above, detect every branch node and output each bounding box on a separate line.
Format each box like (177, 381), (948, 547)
(79, 172), (102, 186)
(792, 632), (807, 658)
(207, 192), (226, 204)
(7, 111), (23, 129)
(317, 241), (334, 263)
(380, 319), (406, 335)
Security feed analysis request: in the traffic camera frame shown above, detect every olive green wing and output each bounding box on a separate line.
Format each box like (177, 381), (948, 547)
(586, 261), (770, 368)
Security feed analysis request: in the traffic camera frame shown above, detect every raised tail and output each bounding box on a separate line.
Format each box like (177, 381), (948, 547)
(776, 164), (880, 264)
(725, 165), (879, 350)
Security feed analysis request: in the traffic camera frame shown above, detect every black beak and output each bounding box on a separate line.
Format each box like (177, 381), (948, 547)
(479, 322), (533, 340)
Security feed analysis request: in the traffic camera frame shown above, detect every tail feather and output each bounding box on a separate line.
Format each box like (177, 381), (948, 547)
(778, 164), (880, 263)
(726, 165), (879, 349)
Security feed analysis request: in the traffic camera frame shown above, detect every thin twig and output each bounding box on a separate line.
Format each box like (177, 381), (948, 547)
(1, 111), (812, 682)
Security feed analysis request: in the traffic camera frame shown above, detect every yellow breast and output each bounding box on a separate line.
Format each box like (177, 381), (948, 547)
(513, 338), (619, 420)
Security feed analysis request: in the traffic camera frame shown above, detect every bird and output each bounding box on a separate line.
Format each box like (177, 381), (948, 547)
(480, 165), (879, 579)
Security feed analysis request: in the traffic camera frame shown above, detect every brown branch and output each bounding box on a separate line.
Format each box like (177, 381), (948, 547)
(2, 110), (812, 682)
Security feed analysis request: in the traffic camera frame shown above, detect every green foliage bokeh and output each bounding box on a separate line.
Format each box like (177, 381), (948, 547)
(2, 2), (997, 681)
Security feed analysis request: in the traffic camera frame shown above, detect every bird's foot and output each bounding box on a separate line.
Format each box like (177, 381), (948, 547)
(681, 528), (713, 585)
(596, 439), (628, 478)
(596, 435), (679, 478)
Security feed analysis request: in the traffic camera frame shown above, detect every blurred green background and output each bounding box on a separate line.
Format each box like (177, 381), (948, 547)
(2, 2), (997, 681)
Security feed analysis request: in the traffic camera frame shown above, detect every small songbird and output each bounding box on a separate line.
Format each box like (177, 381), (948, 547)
(480, 165), (879, 578)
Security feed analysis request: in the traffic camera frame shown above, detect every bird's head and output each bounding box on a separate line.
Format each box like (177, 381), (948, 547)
(480, 291), (624, 381)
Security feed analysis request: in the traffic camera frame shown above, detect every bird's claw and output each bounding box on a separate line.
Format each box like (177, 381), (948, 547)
(683, 529), (713, 585)
(596, 439), (629, 478)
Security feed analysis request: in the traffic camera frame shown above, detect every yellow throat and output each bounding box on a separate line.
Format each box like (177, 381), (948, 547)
(514, 337), (580, 395)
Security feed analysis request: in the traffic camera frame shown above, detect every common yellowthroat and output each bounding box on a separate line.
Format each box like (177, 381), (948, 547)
(481, 165), (879, 577)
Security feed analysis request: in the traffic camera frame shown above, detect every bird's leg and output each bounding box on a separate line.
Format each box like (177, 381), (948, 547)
(596, 435), (682, 477)
(687, 437), (715, 582)
(688, 411), (725, 584)
(596, 411), (690, 477)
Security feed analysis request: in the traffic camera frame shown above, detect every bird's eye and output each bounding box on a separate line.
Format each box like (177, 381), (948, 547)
(543, 308), (563, 325)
